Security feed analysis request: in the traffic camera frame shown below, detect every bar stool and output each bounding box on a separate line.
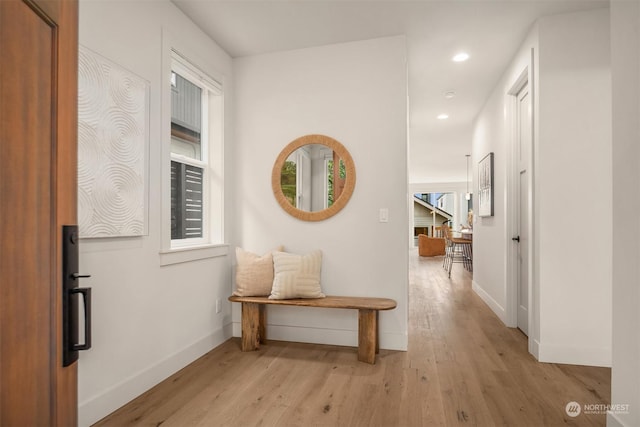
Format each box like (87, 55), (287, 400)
(442, 225), (472, 277)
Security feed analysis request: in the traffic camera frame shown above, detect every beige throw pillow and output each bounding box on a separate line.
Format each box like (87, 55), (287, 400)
(233, 246), (283, 297)
(269, 250), (325, 300)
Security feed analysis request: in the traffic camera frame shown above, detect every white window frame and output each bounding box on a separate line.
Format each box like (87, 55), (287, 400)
(160, 43), (225, 265)
(170, 60), (210, 248)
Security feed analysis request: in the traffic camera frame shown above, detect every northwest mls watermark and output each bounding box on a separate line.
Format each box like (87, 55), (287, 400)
(565, 401), (630, 417)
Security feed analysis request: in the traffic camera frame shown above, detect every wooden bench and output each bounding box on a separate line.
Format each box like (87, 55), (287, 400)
(228, 295), (397, 364)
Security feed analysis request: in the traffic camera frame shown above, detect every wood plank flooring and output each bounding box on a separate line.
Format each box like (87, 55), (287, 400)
(94, 251), (610, 426)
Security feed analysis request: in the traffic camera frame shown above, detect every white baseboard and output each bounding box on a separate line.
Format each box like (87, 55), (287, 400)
(79, 323), (233, 427)
(231, 322), (407, 351)
(472, 280), (507, 324)
(530, 338), (540, 360)
(536, 341), (611, 367)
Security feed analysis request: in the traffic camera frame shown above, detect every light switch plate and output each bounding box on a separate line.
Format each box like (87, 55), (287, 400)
(379, 208), (389, 223)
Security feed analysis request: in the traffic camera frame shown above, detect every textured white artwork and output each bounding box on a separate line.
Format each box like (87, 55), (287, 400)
(78, 46), (149, 237)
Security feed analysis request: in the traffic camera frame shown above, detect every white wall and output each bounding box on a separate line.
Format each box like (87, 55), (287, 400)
(609, 1), (640, 426)
(233, 36), (409, 351)
(536, 7), (612, 367)
(471, 24), (537, 325)
(472, 8), (612, 367)
(78, 2), (234, 425)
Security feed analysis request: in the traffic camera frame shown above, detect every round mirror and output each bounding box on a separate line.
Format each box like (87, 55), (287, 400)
(272, 134), (356, 221)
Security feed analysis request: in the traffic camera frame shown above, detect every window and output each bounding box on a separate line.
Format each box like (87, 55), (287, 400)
(171, 160), (203, 239)
(163, 50), (224, 258)
(171, 70), (205, 241)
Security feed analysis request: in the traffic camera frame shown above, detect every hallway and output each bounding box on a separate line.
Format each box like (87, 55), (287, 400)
(95, 251), (610, 426)
(409, 252), (609, 426)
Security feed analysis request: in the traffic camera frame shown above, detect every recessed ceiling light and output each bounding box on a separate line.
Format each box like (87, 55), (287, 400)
(437, 114), (449, 120)
(452, 52), (470, 62)
(444, 91), (456, 99)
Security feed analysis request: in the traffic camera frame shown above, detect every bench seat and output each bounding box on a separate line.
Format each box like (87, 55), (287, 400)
(228, 295), (397, 364)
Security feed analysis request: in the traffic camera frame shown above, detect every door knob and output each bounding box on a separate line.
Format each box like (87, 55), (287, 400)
(512, 236), (520, 242)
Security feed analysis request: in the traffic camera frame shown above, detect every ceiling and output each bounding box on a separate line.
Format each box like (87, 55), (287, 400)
(173, 0), (608, 183)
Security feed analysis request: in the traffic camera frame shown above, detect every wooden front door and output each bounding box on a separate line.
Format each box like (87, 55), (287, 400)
(0, 0), (79, 425)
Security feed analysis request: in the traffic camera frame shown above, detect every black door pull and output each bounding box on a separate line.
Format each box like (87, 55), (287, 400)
(70, 287), (92, 351)
(63, 225), (92, 367)
(512, 236), (520, 242)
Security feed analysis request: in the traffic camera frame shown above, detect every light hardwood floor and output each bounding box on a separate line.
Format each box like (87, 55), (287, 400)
(95, 251), (610, 426)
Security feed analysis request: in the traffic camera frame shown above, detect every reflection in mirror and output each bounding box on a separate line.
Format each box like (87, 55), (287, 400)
(280, 144), (347, 212)
(272, 135), (355, 221)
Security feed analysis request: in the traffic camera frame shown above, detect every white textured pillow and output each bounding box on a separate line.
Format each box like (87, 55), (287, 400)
(269, 250), (325, 300)
(233, 246), (283, 297)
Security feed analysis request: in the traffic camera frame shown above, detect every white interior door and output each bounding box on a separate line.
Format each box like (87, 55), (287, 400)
(516, 83), (531, 335)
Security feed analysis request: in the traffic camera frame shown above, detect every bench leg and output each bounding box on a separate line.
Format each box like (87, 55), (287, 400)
(258, 304), (266, 344)
(376, 310), (379, 354)
(241, 302), (261, 351)
(358, 309), (377, 364)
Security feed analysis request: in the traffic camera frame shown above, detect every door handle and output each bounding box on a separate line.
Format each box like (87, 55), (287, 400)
(70, 287), (91, 351)
(63, 225), (92, 367)
(512, 236), (520, 242)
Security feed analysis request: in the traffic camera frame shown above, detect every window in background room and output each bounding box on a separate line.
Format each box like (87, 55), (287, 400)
(412, 192), (455, 245)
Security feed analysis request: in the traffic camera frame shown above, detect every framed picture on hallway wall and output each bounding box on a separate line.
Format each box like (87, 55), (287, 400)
(478, 152), (494, 217)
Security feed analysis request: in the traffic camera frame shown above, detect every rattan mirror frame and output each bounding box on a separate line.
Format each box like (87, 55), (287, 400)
(271, 134), (356, 221)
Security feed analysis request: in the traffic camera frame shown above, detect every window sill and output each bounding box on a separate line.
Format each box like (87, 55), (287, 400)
(160, 243), (229, 266)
